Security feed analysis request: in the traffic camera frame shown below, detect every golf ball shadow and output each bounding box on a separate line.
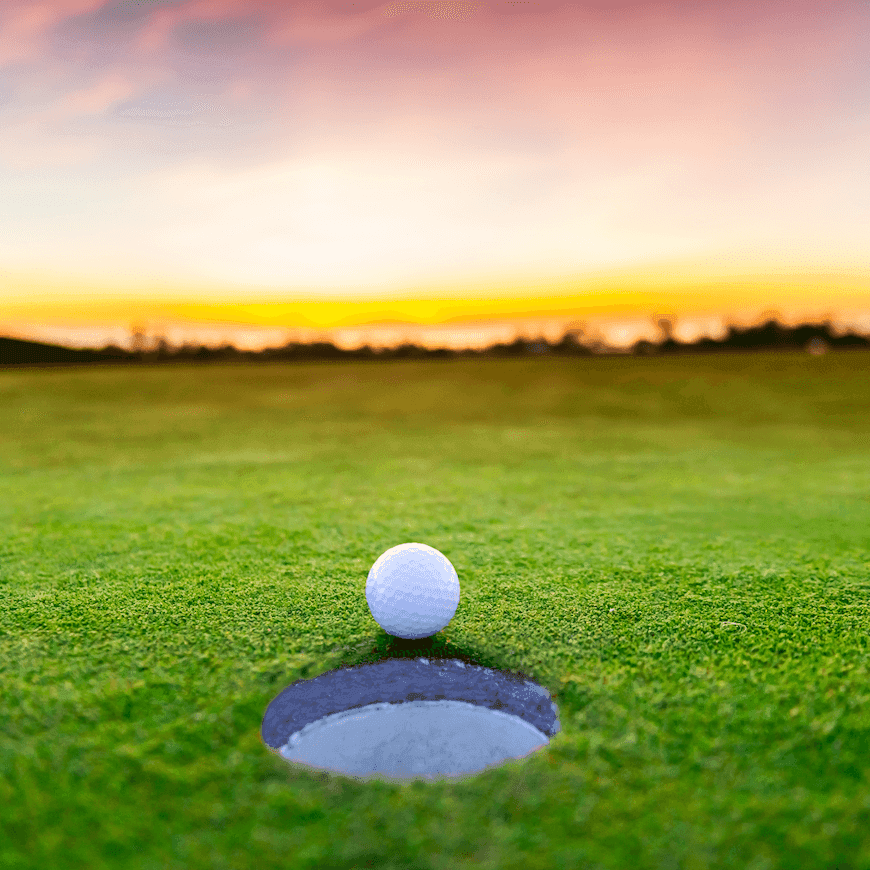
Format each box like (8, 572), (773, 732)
(261, 655), (560, 783)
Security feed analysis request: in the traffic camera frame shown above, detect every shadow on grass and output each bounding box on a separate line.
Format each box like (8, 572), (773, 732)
(321, 633), (543, 688)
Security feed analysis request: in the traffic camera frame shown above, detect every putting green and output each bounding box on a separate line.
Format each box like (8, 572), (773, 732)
(1, 353), (868, 870)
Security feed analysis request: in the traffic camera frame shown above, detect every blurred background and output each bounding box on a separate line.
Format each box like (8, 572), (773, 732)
(1, 0), (868, 357)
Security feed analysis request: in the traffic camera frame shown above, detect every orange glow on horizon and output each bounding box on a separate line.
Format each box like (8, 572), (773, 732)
(2, 262), (868, 334)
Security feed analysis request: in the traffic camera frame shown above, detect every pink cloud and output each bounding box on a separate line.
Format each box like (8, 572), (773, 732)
(382, 2), (483, 21)
(266, 5), (386, 46)
(0, 0), (104, 65)
(62, 72), (137, 116)
(134, 0), (261, 53)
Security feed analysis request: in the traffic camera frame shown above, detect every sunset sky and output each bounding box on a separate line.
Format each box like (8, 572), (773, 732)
(1, 0), (869, 348)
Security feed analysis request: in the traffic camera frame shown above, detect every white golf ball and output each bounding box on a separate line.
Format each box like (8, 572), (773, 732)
(366, 543), (460, 639)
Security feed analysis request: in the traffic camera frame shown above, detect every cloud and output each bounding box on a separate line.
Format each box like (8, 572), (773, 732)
(113, 90), (235, 128)
(0, 0), (104, 66)
(266, 4), (387, 46)
(170, 12), (266, 53)
(62, 72), (137, 115)
(382, 2), (483, 21)
(0, 70), (141, 168)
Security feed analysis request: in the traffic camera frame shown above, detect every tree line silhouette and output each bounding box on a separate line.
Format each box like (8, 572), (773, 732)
(1, 317), (868, 367)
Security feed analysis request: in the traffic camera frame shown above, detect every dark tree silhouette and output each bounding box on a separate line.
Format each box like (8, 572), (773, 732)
(2, 315), (868, 367)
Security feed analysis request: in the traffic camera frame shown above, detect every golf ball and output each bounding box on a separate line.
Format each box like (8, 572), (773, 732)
(366, 543), (460, 639)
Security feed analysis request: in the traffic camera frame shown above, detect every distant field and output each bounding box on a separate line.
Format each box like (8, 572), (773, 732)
(1, 352), (868, 870)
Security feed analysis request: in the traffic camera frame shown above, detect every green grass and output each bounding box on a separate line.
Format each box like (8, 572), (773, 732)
(1, 352), (868, 870)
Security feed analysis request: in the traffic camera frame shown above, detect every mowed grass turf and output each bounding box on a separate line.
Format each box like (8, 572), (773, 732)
(1, 352), (868, 870)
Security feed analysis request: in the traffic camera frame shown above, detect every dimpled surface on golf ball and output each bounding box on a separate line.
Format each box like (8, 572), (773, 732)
(366, 543), (460, 639)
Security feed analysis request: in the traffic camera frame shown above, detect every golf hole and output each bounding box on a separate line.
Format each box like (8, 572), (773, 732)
(261, 657), (560, 783)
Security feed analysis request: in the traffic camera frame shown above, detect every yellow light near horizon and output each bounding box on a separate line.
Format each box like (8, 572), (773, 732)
(1, 263), (868, 331)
